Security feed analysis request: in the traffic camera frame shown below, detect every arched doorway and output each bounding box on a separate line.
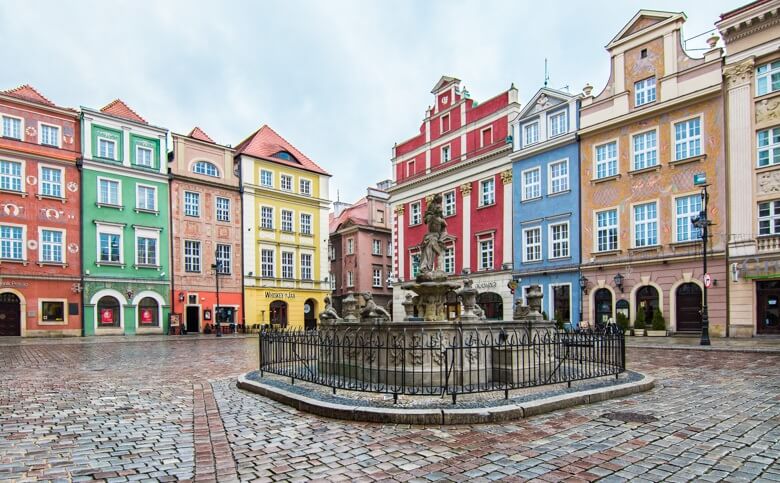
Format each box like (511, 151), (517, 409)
(304, 299), (317, 330)
(758, 281), (780, 334)
(270, 300), (288, 328)
(138, 297), (159, 327)
(0, 292), (21, 336)
(676, 283), (702, 332)
(97, 296), (121, 328)
(477, 292), (502, 320)
(635, 286), (660, 324)
(594, 288), (613, 329)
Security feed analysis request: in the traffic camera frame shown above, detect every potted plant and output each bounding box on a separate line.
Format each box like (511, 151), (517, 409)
(647, 308), (667, 336)
(633, 308), (646, 336)
(616, 312), (631, 335)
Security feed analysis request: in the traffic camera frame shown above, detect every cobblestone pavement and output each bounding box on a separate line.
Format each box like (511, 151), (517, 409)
(1, 337), (779, 482)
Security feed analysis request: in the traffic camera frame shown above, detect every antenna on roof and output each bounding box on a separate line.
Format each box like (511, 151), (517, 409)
(544, 58), (550, 87)
(337, 189), (340, 202)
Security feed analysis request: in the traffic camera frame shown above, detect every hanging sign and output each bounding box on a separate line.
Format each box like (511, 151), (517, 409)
(100, 309), (114, 325)
(140, 308), (154, 324)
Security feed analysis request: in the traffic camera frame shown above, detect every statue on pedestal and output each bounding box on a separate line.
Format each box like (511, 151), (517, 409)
(417, 193), (448, 281)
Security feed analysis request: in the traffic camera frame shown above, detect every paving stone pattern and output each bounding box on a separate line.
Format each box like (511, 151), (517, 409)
(1, 337), (779, 482)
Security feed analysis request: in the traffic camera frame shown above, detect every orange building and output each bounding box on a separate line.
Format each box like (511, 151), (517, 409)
(578, 11), (728, 336)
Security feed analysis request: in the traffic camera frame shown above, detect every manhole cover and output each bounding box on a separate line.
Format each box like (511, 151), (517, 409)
(602, 411), (658, 423)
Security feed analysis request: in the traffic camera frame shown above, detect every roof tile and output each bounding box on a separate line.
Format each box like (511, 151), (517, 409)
(100, 99), (148, 124)
(234, 124), (330, 176)
(188, 126), (215, 143)
(2, 84), (55, 106)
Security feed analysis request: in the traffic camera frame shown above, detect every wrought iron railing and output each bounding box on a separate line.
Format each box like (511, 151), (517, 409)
(258, 327), (625, 404)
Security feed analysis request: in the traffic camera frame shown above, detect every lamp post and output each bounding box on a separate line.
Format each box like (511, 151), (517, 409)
(613, 273), (624, 293)
(578, 274), (589, 324)
(211, 257), (223, 338)
(691, 179), (711, 346)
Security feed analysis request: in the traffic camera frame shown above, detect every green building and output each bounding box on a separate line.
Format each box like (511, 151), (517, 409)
(80, 100), (170, 335)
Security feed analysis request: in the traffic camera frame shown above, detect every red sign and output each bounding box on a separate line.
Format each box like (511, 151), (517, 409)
(140, 308), (154, 324)
(100, 309), (114, 325)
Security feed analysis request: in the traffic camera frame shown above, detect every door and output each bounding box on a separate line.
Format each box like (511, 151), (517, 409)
(0, 292), (21, 336)
(594, 289), (612, 329)
(676, 283), (702, 332)
(757, 281), (780, 335)
(304, 299), (317, 330)
(186, 306), (200, 333)
(270, 301), (288, 328)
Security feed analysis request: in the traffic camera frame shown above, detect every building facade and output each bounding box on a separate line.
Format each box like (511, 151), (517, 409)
(510, 88), (582, 327)
(717, 0), (780, 337)
(579, 11), (727, 335)
(80, 100), (171, 335)
(169, 127), (242, 333)
(0, 85), (82, 337)
(328, 184), (392, 315)
(238, 125), (331, 329)
(389, 76), (521, 321)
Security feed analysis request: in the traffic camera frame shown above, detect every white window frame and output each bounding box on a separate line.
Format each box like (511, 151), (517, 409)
(39, 227), (65, 264)
(480, 126), (493, 148)
(97, 176), (121, 207)
(443, 190), (456, 217)
(480, 177), (495, 206)
(758, 199), (780, 236)
(548, 159), (569, 195)
(299, 178), (312, 196)
(410, 251), (420, 278)
(757, 126), (780, 168)
(2, 115), (23, 140)
(756, 60), (780, 97)
(478, 237), (494, 271)
(632, 201), (659, 248)
(215, 196), (231, 222)
(386, 240), (392, 256)
(281, 251), (294, 279)
(300, 212), (312, 235)
(184, 239), (201, 272)
(595, 207), (619, 253)
(523, 121), (540, 146)
(347, 271), (354, 287)
(632, 129), (658, 170)
(280, 209), (294, 232)
(38, 164), (64, 198)
(300, 253), (312, 280)
(346, 238), (354, 255)
(96, 223), (123, 264)
(672, 115), (703, 161)
(372, 267), (382, 288)
(0, 158), (24, 193)
(260, 169), (273, 187)
(39, 298), (67, 325)
(183, 191), (200, 217)
(549, 222), (570, 259)
(135, 227), (160, 266)
(38, 122), (61, 148)
(443, 245), (455, 274)
(261, 248), (275, 278)
(634, 77), (656, 106)
(372, 239), (381, 255)
(97, 136), (117, 161)
(674, 193), (703, 243)
(548, 110), (567, 137)
(280, 174), (293, 192)
(193, 160), (219, 177)
(594, 140), (618, 179)
(216, 243), (231, 274)
(441, 144), (451, 163)
(0, 223), (26, 261)
(260, 206), (274, 230)
(522, 226), (542, 263)
(135, 145), (154, 167)
(522, 167), (541, 201)
(136, 184), (157, 212)
(410, 201), (422, 225)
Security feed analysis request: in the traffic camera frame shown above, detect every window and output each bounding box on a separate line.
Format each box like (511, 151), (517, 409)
(411, 253), (420, 278)
(40, 166), (62, 198)
(301, 253), (312, 280)
(98, 178), (120, 206)
(674, 118), (702, 160)
(216, 244), (231, 274)
(41, 300), (65, 323)
(40, 229), (63, 263)
(406, 159), (415, 177)
(347, 238), (354, 254)
(216, 197), (230, 222)
(522, 168), (541, 200)
(759, 200), (780, 235)
(300, 213), (312, 235)
(549, 160), (569, 194)
(184, 240), (201, 272)
(632, 131), (658, 170)
(136, 235), (158, 266)
(97, 296), (120, 327)
(373, 239), (381, 255)
(261, 206), (273, 229)
(444, 245), (454, 273)
(138, 297), (159, 327)
(758, 127), (780, 167)
(757, 60), (780, 96)
(387, 240), (392, 256)
(281, 251), (293, 278)
(328, 244), (336, 260)
(184, 191), (200, 217)
(136, 185), (156, 211)
(98, 138), (116, 160)
(595, 141), (618, 179)
(377, 209), (385, 223)
(40, 124), (59, 147)
(481, 127), (493, 147)
(0, 225), (23, 260)
(640, 48), (647, 58)
(634, 77), (656, 106)
(550, 222), (570, 259)
(329, 272), (336, 290)
(299, 179), (311, 196)
(347, 271), (354, 287)
(136, 146), (153, 167)
(2, 116), (21, 139)
(99, 232), (121, 263)
(193, 161), (219, 177)
(260, 169), (273, 187)
(441, 113), (450, 132)
(281, 209), (293, 232)
(479, 239), (494, 270)
(410, 202), (421, 225)
(633, 202), (658, 247)
(480, 178), (495, 206)
(0, 160), (22, 192)
(441, 145), (451, 163)
(596, 209), (618, 252)
(675, 194), (703, 242)
(549, 111), (567, 137)
(280, 174), (292, 191)
(523, 122), (539, 145)
(551, 285), (571, 324)
(443, 191), (455, 216)
(261, 249), (274, 277)
(523, 227), (541, 262)
(373, 268), (382, 287)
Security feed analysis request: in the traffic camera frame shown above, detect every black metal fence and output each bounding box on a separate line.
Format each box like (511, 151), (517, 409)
(258, 327), (625, 404)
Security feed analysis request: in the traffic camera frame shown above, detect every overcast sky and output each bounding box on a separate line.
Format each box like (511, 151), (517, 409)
(1, 0), (738, 203)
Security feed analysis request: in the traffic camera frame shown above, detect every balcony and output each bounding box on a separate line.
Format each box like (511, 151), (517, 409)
(757, 235), (780, 253)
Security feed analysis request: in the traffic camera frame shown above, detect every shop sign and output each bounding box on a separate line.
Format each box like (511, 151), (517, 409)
(1, 280), (29, 288)
(738, 257), (780, 279)
(473, 281), (497, 290)
(100, 309), (114, 325)
(140, 308), (154, 324)
(265, 291), (296, 299)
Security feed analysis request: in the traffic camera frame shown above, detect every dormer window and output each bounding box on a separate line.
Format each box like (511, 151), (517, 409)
(193, 161), (219, 177)
(523, 122), (539, 145)
(635, 77), (656, 107)
(272, 151), (299, 163)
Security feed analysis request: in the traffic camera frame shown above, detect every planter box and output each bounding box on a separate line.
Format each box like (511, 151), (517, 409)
(633, 329), (646, 336)
(646, 330), (667, 337)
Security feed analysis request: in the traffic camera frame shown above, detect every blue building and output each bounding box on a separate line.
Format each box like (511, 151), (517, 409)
(510, 88), (581, 327)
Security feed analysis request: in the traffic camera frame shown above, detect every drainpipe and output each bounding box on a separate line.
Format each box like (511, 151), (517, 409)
(167, 147), (174, 335)
(237, 154), (246, 329)
(78, 114), (85, 337)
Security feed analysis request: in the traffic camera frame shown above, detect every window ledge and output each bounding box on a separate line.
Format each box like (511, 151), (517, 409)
(629, 245), (661, 254)
(670, 240), (700, 250)
(36, 194), (66, 203)
(522, 259), (543, 264)
(96, 157), (121, 163)
(2, 135), (22, 141)
(756, 163), (780, 173)
(755, 90), (780, 103)
(548, 189), (571, 198)
(592, 174), (621, 184)
(184, 214), (200, 218)
(134, 264), (161, 270)
(669, 154), (706, 167)
(300, 232), (313, 237)
(628, 165), (661, 176)
(96, 202), (124, 211)
(0, 188), (26, 198)
(0, 258), (29, 266)
(477, 202), (496, 210)
(259, 226), (275, 232)
(409, 222), (422, 227)
(521, 196), (542, 203)
(549, 256), (572, 261)
(96, 261), (125, 268)
(444, 213), (456, 218)
(280, 229), (295, 234)
(134, 208), (159, 215)
(37, 261), (67, 267)
(593, 249), (621, 257)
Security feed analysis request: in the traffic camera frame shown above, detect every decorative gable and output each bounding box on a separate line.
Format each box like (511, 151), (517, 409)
(430, 75), (460, 94)
(607, 10), (683, 48)
(518, 88), (572, 120)
(2, 84), (55, 106)
(100, 99), (148, 124)
(188, 126), (215, 143)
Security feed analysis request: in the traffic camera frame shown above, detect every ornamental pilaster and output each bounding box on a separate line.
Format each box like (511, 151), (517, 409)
(500, 170), (512, 184)
(724, 59), (755, 89)
(394, 204), (405, 215)
(459, 182), (472, 195)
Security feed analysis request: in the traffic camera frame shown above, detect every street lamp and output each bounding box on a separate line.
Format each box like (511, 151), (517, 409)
(211, 257), (223, 338)
(613, 273), (624, 293)
(578, 275), (589, 325)
(691, 182), (711, 346)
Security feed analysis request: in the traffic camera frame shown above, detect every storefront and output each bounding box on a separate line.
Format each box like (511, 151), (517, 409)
(729, 257), (780, 337)
(0, 279), (81, 337)
(245, 287), (326, 330)
(83, 281), (170, 336)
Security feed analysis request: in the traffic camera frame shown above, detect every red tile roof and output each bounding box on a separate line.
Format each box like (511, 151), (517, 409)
(100, 99), (148, 124)
(2, 84), (55, 106)
(234, 124), (330, 176)
(188, 126), (215, 143)
(329, 197), (368, 232)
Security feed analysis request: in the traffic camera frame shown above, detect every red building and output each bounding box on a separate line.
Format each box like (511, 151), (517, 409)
(388, 76), (520, 320)
(0, 85), (82, 336)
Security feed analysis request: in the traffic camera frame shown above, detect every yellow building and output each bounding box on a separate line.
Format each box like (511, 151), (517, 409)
(236, 125), (331, 329)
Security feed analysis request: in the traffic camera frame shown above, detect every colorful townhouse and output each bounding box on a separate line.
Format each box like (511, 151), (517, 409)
(578, 10), (727, 335)
(388, 76), (521, 321)
(237, 125), (331, 329)
(328, 183), (393, 315)
(717, 0), (780, 337)
(169, 127), (242, 333)
(0, 85), (82, 337)
(80, 100), (171, 335)
(510, 87), (582, 327)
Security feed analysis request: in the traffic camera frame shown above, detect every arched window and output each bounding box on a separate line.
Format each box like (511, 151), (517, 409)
(594, 289), (612, 328)
(272, 151), (299, 163)
(636, 286), (660, 323)
(477, 292), (503, 320)
(192, 161), (220, 177)
(138, 297), (159, 327)
(98, 296), (120, 328)
(270, 300), (288, 328)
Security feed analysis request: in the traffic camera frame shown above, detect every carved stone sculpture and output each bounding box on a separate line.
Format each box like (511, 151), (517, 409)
(526, 284), (544, 320)
(319, 295), (341, 321)
(417, 193), (447, 280)
(341, 293), (359, 322)
(513, 298), (530, 320)
(360, 292), (391, 321)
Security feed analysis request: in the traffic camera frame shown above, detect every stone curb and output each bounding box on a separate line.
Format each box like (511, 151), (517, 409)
(236, 372), (655, 425)
(625, 343), (780, 354)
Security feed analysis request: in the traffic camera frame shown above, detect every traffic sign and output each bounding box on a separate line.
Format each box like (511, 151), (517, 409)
(703, 273), (712, 288)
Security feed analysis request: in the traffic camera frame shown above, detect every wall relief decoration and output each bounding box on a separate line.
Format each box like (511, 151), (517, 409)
(758, 171), (780, 194)
(756, 97), (780, 125)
